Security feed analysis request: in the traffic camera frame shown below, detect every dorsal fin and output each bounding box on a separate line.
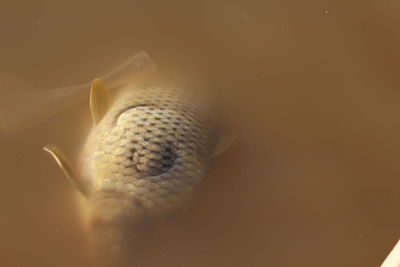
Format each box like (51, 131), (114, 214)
(43, 144), (89, 196)
(90, 79), (110, 126)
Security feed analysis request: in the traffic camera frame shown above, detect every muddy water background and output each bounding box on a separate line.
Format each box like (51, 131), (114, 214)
(1, 0), (400, 266)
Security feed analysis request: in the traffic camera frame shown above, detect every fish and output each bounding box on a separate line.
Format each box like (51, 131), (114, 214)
(41, 52), (234, 266)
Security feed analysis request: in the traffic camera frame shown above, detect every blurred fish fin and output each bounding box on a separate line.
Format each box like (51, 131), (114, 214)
(100, 51), (157, 87)
(43, 144), (89, 197)
(0, 78), (87, 133)
(90, 79), (110, 126)
(212, 132), (236, 157)
(0, 51), (156, 134)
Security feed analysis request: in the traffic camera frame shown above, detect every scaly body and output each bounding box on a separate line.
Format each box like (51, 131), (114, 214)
(43, 53), (233, 266)
(80, 85), (216, 223)
(44, 78), (227, 265)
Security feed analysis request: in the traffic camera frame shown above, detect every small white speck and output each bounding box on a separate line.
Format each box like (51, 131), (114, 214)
(358, 231), (363, 237)
(324, 10), (329, 15)
(243, 13), (248, 19)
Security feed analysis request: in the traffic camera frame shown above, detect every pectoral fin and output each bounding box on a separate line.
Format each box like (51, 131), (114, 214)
(43, 144), (88, 196)
(213, 132), (236, 157)
(90, 79), (110, 126)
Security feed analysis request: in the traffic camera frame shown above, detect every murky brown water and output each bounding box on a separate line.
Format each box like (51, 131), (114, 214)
(1, 0), (400, 266)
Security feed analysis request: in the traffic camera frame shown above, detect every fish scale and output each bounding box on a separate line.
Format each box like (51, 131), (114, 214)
(79, 86), (216, 219)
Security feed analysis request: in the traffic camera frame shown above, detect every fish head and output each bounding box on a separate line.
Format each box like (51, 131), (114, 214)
(85, 192), (149, 266)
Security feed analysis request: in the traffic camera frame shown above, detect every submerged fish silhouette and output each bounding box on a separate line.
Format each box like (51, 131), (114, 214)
(42, 52), (234, 266)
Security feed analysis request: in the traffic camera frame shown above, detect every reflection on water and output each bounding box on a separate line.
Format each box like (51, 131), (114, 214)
(1, 1), (400, 266)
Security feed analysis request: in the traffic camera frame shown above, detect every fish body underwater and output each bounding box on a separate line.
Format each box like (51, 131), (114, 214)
(42, 54), (231, 266)
(81, 85), (216, 217)
(81, 84), (217, 264)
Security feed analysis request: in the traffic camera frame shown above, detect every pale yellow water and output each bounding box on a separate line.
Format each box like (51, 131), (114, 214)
(1, 1), (400, 266)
